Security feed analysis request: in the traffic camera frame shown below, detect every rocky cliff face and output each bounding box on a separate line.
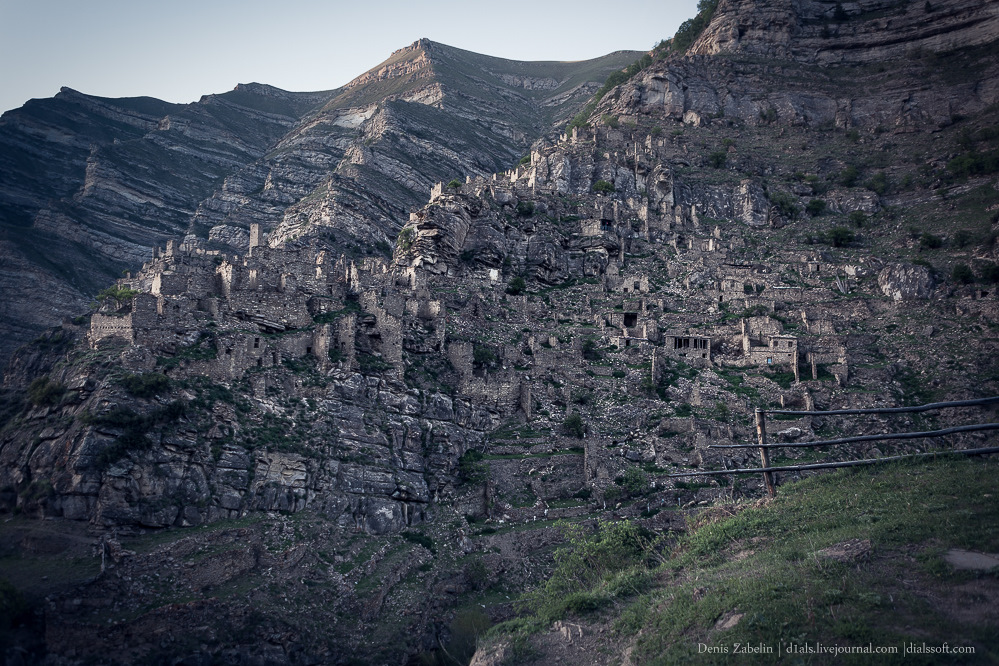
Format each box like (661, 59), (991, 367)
(609, 0), (999, 131)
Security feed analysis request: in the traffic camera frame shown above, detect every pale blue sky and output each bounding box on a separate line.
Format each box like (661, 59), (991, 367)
(0, 0), (698, 114)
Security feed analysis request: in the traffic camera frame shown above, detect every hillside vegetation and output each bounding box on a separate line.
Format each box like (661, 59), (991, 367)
(485, 457), (999, 664)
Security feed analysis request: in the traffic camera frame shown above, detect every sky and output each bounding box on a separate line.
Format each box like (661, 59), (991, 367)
(0, 0), (699, 114)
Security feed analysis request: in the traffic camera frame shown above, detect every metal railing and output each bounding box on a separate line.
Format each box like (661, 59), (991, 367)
(669, 396), (999, 497)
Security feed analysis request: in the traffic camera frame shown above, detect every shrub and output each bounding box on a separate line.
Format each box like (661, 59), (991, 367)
(515, 201), (534, 218)
(848, 211), (867, 227)
(563, 412), (585, 438)
(27, 376), (65, 407)
(946, 150), (999, 179)
(827, 227), (855, 247)
(980, 262), (999, 284)
(395, 227), (416, 253)
(601, 114), (619, 129)
(472, 345), (498, 370)
(671, 0), (720, 54)
(581, 338), (602, 361)
(522, 521), (652, 623)
(953, 229), (976, 248)
(708, 151), (727, 168)
(94, 285), (139, 311)
(401, 531), (436, 554)
(865, 171), (890, 195)
(805, 199), (826, 216)
(506, 276), (527, 295)
(357, 353), (392, 374)
(518, 155), (531, 166)
(119, 372), (170, 398)
(769, 191), (799, 219)
(621, 467), (649, 495)
(952, 263), (975, 284)
(446, 179), (463, 189)
(459, 450), (488, 484)
(592, 180), (615, 194)
(919, 232), (943, 250)
(839, 165), (860, 187)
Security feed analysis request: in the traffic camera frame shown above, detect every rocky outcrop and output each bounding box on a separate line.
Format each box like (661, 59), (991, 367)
(611, 0), (999, 131)
(878, 263), (936, 301)
(692, 0), (999, 65)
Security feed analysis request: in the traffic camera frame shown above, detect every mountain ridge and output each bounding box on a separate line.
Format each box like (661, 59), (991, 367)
(0, 41), (640, 365)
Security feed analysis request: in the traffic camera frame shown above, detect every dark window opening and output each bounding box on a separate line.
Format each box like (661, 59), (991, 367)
(225, 348), (232, 355)
(306, 346), (312, 354)
(623, 312), (638, 327)
(253, 338), (260, 348)
(634, 281), (641, 290)
(257, 358), (262, 367)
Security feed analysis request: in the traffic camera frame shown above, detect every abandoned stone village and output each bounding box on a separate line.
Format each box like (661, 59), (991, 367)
(2, 6), (999, 657)
(13, 120), (989, 540)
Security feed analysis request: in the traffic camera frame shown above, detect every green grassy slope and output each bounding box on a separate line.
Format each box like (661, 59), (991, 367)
(490, 456), (999, 664)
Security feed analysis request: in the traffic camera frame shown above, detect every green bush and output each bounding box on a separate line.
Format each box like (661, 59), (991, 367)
(27, 376), (65, 407)
(94, 285), (139, 310)
(357, 353), (392, 374)
(980, 262), (999, 283)
(473, 345), (498, 369)
(581, 338), (602, 361)
(848, 211), (867, 227)
(592, 180), (615, 194)
(601, 114), (620, 129)
(0, 578), (28, 634)
(83, 401), (186, 468)
(447, 179), (463, 188)
(671, 0), (720, 54)
(919, 232), (943, 250)
(521, 521), (653, 623)
(805, 199), (826, 216)
(459, 450), (489, 485)
(865, 171), (890, 195)
(401, 530), (436, 554)
(946, 150), (999, 179)
(952, 263), (975, 284)
(708, 151), (727, 168)
(506, 276), (527, 295)
(119, 372), (170, 398)
(621, 467), (649, 495)
(827, 227), (855, 247)
(769, 191), (799, 219)
(515, 201), (534, 218)
(563, 412), (585, 438)
(395, 227), (416, 253)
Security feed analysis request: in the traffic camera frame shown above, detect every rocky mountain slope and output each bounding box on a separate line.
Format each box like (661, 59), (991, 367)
(1, 0), (998, 664)
(0, 84), (336, 363)
(0, 42), (638, 366)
